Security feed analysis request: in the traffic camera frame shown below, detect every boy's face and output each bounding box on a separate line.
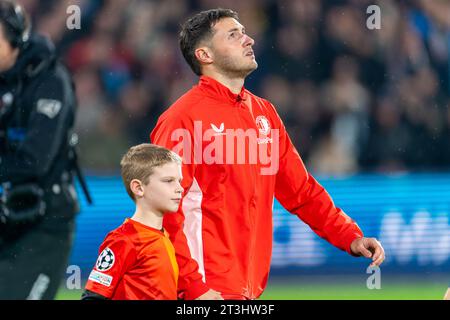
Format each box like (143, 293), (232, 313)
(138, 162), (184, 215)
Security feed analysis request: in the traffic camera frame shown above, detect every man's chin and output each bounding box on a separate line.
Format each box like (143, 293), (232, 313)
(244, 63), (258, 77)
(238, 61), (258, 76)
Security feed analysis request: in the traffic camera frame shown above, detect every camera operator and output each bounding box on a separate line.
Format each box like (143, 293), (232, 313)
(0, 1), (83, 300)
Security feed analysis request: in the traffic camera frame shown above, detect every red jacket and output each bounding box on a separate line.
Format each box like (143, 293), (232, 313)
(150, 76), (363, 300)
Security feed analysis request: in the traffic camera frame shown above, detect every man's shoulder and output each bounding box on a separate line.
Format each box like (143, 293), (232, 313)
(245, 89), (273, 107)
(25, 62), (74, 103)
(244, 89), (281, 119)
(161, 86), (206, 118)
(167, 86), (206, 114)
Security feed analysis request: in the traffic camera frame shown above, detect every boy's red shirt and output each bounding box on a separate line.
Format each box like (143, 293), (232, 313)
(85, 218), (179, 300)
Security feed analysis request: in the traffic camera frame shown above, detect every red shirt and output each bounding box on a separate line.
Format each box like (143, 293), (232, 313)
(150, 76), (363, 299)
(85, 218), (179, 300)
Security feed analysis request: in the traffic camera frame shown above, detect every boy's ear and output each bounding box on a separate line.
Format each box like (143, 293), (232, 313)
(130, 179), (144, 198)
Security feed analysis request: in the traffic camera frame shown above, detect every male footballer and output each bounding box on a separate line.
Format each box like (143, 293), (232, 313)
(151, 8), (385, 300)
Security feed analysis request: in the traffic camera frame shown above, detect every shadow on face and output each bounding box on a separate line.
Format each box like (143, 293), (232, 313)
(0, 23), (19, 73)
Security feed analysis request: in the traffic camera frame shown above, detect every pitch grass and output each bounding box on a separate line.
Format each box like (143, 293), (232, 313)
(56, 276), (447, 300)
(259, 283), (445, 300)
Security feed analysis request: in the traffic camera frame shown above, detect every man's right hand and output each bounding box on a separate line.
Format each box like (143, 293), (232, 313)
(195, 289), (223, 300)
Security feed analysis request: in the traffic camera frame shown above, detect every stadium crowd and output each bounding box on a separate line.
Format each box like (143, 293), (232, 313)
(16, 0), (450, 174)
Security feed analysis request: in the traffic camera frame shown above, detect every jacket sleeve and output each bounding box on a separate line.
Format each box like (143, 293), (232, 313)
(0, 71), (74, 184)
(270, 102), (363, 255)
(150, 112), (209, 300)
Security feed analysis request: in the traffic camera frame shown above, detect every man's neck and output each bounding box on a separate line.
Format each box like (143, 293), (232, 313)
(203, 71), (245, 94)
(131, 206), (163, 230)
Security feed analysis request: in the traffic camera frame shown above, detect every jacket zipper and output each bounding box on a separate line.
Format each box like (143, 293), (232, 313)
(235, 99), (257, 299)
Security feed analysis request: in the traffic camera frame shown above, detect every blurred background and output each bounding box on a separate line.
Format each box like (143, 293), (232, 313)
(15, 0), (450, 299)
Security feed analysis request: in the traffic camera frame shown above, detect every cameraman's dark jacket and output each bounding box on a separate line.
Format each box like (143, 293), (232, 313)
(0, 34), (79, 230)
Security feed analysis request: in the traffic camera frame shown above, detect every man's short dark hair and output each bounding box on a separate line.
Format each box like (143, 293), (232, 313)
(179, 8), (238, 76)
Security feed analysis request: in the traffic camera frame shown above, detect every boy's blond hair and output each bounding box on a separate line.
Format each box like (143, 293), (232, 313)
(120, 144), (182, 200)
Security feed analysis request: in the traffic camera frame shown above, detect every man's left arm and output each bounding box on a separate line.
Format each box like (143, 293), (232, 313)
(270, 103), (384, 264)
(0, 71), (74, 184)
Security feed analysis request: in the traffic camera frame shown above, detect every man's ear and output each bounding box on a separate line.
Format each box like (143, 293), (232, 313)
(130, 179), (144, 198)
(195, 46), (213, 65)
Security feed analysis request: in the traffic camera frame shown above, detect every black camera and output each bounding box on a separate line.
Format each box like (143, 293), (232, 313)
(0, 183), (46, 225)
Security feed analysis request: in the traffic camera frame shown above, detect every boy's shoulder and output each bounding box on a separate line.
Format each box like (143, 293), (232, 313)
(102, 219), (165, 250)
(101, 220), (136, 248)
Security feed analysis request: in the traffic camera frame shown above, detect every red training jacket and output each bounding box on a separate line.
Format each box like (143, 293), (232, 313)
(150, 75), (363, 300)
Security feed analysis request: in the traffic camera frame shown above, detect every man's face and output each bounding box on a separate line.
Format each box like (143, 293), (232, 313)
(0, 23), (19, 73)
(140, 162), (184, 215)
(207, 17), (258, 78)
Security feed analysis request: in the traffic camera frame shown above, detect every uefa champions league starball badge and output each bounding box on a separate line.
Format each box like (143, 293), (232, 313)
(95, 247), (115, 272)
